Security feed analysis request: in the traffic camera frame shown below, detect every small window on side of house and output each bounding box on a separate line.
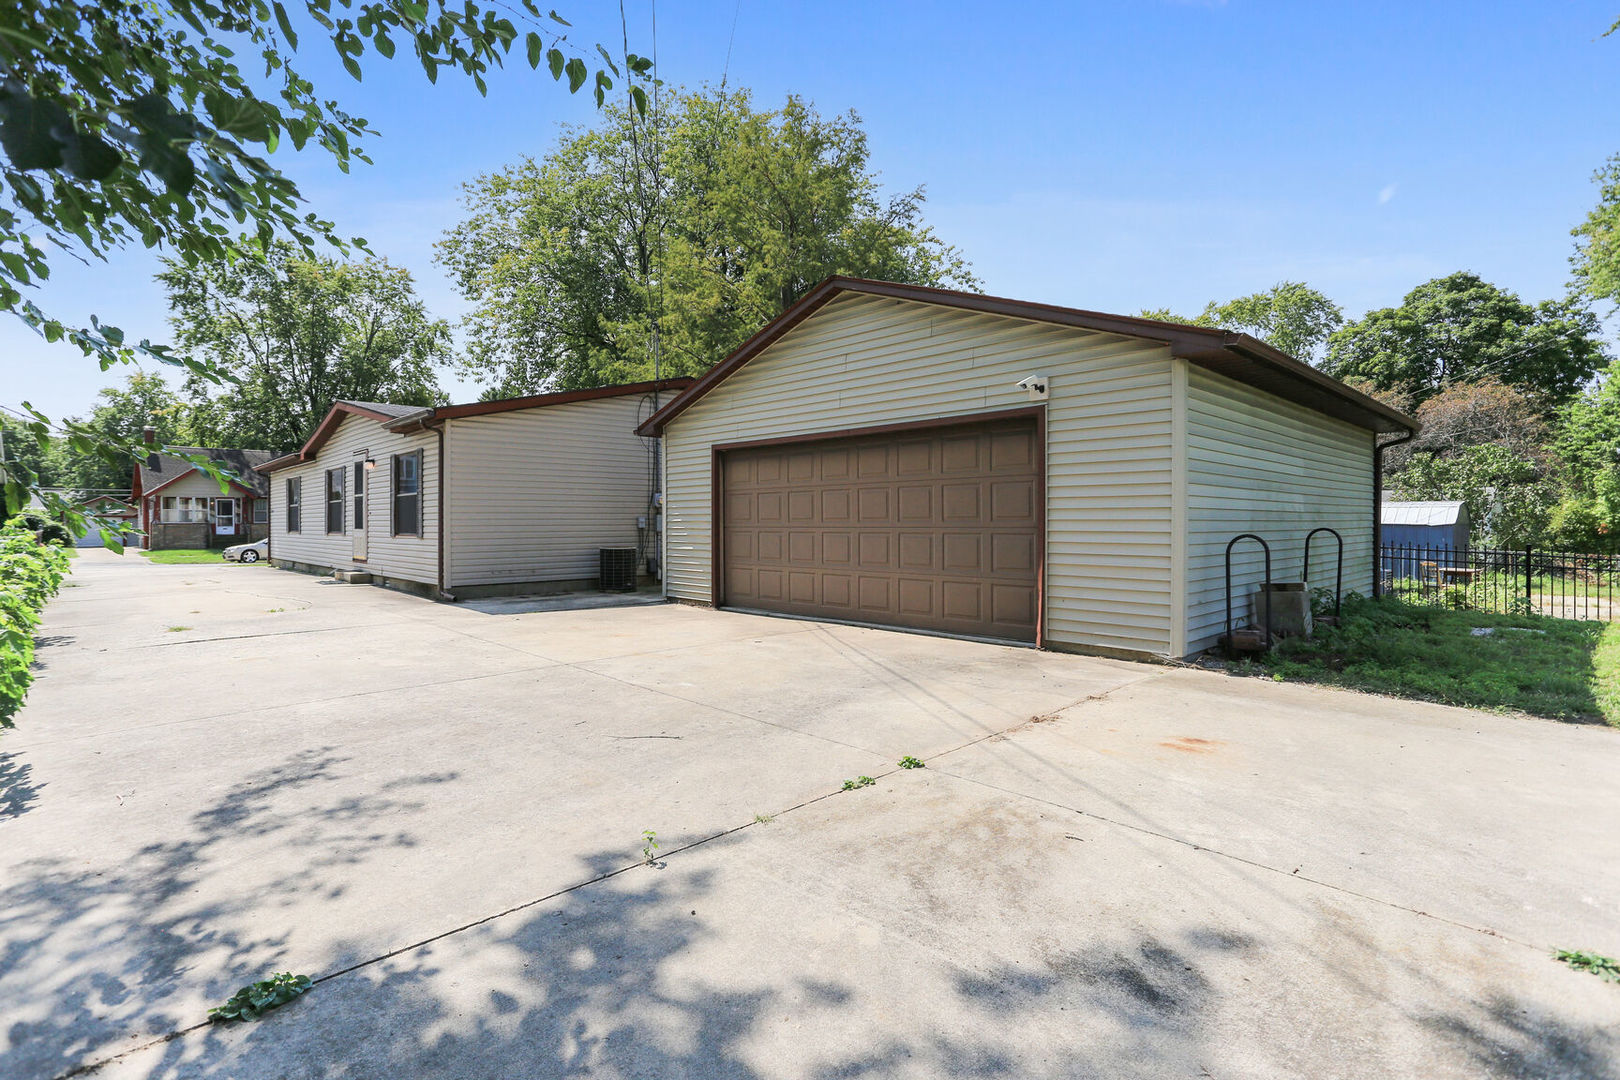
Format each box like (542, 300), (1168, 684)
(392, 450), (421, 537)
(287, 477), (302, 533)
(325, 467), (345, 534)
(254, 500), (268, 524)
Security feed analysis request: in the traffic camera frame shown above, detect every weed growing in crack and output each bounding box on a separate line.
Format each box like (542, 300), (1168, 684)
(898, 756), (925, 769)
(1555, 949), (1620, 982)
(641, 829), (660, 865)
(210, 972), (312, 1022)
(842, 776), (876, 791)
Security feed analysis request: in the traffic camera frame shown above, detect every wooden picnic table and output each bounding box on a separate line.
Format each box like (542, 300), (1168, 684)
(1434, 565), (1482, 585)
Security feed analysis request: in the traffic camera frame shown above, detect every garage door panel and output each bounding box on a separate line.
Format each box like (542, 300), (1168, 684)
(898, 578), (935, 615)
(991, 481), (1034, 522)
(858, 576), (891, 610)
(757, 569), (783, 600)
(821, 488), (852, 521)
(788, 571), (816, 602)
(823, 574), (853, 607)
(858, 446), (889, 477)
(897, 485), (932, 521)
(822, 531), (852, 563)
(992, 583), (1035, 626)
(897, 440), (933, 474)
(942, 532), (982, 572)
(898, 533), (934, 570)
(941, 580), (983, 620)
(719, 416), (1038, 641)
(992, 533), (1036, 573)
(942, 484), (981, 522)
(858, 532), (891, 567)
(858, 488), (890, 521)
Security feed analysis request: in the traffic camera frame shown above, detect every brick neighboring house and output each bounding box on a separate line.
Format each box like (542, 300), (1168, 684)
(132, 428), (276, 550)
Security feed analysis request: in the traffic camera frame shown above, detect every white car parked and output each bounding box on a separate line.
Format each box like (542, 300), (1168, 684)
(222, 538), (269, 563)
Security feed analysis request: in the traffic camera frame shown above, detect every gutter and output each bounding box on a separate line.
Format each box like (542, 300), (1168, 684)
(1372, 428), (1418, 598)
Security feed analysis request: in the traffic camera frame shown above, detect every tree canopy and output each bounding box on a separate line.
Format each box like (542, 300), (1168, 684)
(1321, 272), (1607, 408)
(1571, 153), (1620, 312)
(0, 0), (633, 517)
(437, 87), (979, 394)
(1141, 282), (1343, 364)
(160, 243), (449, 451)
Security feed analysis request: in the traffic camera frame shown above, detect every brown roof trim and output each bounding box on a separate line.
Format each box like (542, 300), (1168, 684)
(417, 378), (695, 423)
(255, 452), (304, 475)
(258, 380), (695, 472)
(634, 277), (1418, 437)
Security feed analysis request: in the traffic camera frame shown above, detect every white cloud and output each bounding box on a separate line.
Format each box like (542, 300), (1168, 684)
(1378, 183), (1398, 205)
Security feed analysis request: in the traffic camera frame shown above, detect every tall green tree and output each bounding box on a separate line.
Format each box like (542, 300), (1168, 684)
(0, 0), (634, 517)
(160, 243), (450, 450)
(1571, 153), (1620, 311)
(0, 414), (57, 492)
(1141, 282), (1343, 364)
(437, 87), (979, 393)
(46, 373), (192, 491)
(1321, 272), (1608, 408)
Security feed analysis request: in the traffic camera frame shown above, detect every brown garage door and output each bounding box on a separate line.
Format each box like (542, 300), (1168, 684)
(719, 415), (1040, 641)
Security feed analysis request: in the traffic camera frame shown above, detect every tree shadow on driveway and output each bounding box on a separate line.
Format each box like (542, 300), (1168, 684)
(0, 747), (457, 1080)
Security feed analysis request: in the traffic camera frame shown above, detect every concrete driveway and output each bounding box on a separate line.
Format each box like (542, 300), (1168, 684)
(3, 547), (1618, 1079)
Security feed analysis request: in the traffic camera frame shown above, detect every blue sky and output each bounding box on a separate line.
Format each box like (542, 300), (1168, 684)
(4, 0), (1619, 425)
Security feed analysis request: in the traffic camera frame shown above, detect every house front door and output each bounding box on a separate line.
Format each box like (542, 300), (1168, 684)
(212, 497), (238, 538)
(352, 457), (368, 561)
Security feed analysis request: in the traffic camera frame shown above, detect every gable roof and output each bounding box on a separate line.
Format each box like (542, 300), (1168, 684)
(137, 447), (275, 498)
(634, 277), (1419, 437)
(1381, 500), (1467, 527)
(258, 379), (694, 473)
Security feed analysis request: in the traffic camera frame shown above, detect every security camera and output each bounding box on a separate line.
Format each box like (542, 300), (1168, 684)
(1015, 374), (1048, 400)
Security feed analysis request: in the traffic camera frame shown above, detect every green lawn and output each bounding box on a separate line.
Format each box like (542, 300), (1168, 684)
(138, 548), (237, 565)
(1261, 596), (1620, 726)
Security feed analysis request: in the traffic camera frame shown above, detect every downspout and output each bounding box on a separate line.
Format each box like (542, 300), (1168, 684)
(434, 420), (453, 602)
(1372, 429), (1416, 598)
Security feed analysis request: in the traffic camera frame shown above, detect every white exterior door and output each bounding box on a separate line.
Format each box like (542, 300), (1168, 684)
(213, 497), (238, 537)
(352, 457), (368, 561)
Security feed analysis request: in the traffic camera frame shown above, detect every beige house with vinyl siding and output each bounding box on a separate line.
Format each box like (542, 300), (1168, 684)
(636, 278), (1416, 660)
(257, 380), (690, 597)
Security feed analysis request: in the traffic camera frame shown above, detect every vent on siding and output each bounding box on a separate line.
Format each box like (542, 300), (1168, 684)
(599, 547), (637, 592)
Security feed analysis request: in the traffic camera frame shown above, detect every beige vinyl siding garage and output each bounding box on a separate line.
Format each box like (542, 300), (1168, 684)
(443, 394), (657, 588)
(270, 413), (439, 586)
(1183, 365), (1375, 654)
(662, 292), (1180, 656)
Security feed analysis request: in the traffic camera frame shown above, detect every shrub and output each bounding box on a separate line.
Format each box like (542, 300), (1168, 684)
(1, 518), (72, 726)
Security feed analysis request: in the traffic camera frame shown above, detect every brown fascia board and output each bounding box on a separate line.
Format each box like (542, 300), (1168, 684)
(266, 400), (406, 470)
(405, 378), (697, 426)
(260, 380), (699, 467)
(634, 277), (1418, 437)
(255, 452), (304, 474)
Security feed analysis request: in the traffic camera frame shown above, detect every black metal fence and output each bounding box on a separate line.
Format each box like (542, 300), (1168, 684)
(1380, 544), (1620, 622)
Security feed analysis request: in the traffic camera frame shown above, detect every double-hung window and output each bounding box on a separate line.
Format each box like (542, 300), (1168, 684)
(325, 468), (345, 534)
(286, 477), (302, 532)
(392, 451), (422, 536)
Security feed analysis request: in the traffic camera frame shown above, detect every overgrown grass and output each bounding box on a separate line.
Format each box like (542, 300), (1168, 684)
(138, 548), (234, 565)
(1264, 596), (1618, 726)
